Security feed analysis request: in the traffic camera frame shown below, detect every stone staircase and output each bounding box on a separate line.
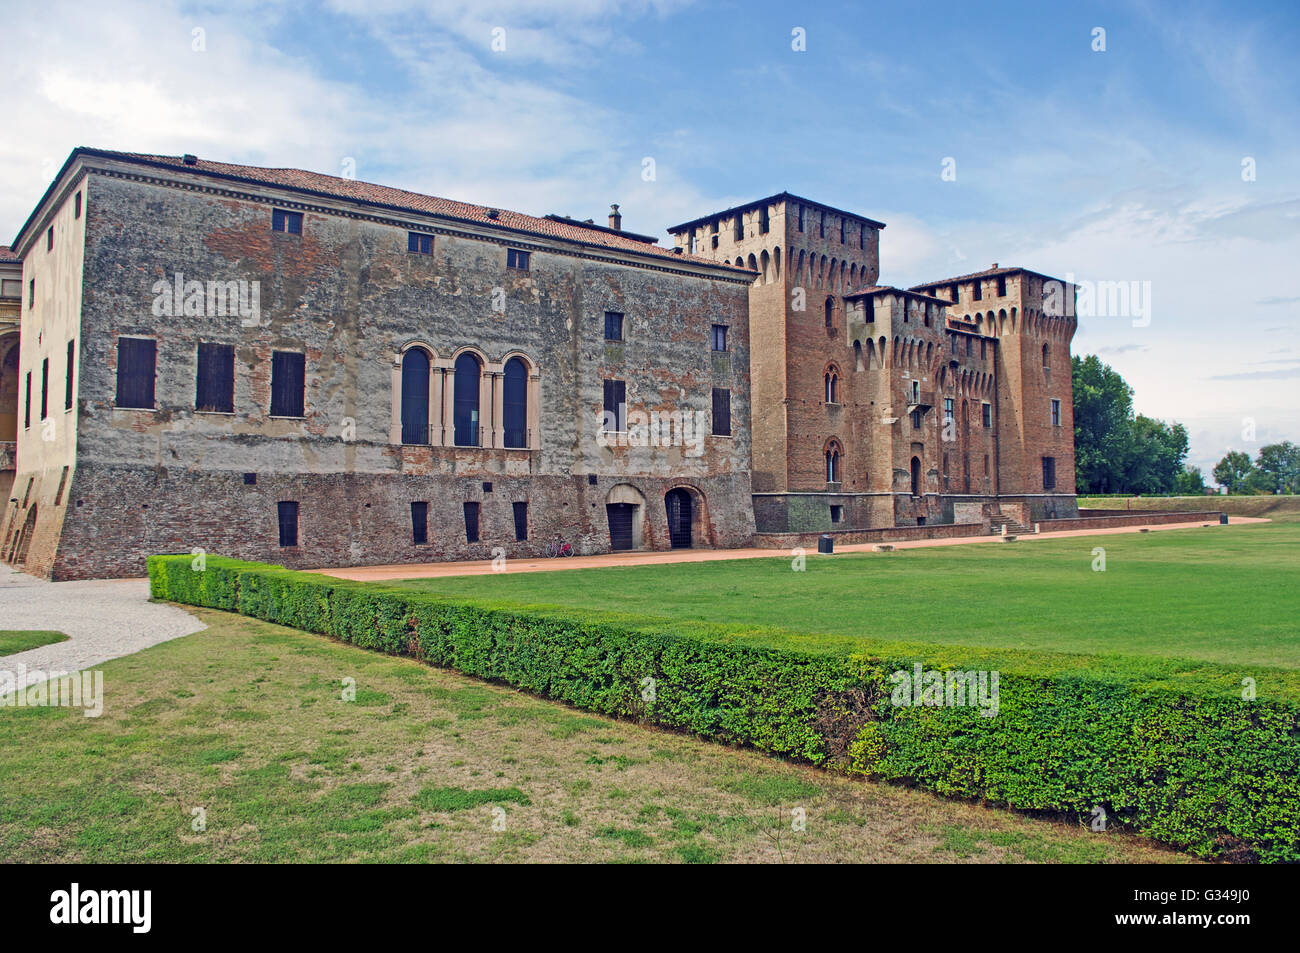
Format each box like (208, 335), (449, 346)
(987, 513), (1034, 536)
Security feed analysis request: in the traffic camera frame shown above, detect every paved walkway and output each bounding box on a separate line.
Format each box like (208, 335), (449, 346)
(315, 515), (1270, 582)
(0, 564), (206, 693)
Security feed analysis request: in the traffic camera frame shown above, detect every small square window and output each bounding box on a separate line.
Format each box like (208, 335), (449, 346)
(604, 311), (624, 341)
(272, 209), (303, 234)
(711, 324), (728, 352)
(408, 232), (433, 254)
(243, 472), (257, 485)
(506, 248), (530, 270)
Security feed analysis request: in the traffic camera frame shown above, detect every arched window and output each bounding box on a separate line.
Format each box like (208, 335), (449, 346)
(824, 297), (834, 328)
(825, 441), (842, 483)
(910, 456), (922, 497)
(503, 356), (528, 448)
(824, 368), (839, 403)
(400, 348), (430, 445)
(453, 352), (481, 446)
(1042, 343), (1050, 368)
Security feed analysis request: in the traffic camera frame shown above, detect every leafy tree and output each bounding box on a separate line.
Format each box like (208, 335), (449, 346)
(1071, 355), (1189, 493)
(1213, 450), (1253, 493)
(1072, 355), (1133, 493)
(1174, 465), (1207, 495)
(1251, 441), (1300, 495)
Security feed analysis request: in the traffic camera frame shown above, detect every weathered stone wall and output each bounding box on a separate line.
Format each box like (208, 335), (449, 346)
(13, 162), (756, 578)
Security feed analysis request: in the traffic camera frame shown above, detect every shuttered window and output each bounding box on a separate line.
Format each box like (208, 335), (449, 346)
(277, 501), (299, 547)
(712, 387), (730, 436)
(196, 342), (235, 413)
(115, 338), (156, 409)
(270, 351), (305, 417)
(602, 379), (626, 432)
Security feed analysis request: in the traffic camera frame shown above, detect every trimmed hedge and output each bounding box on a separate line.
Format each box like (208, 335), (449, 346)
(149, 554), (1300, 862)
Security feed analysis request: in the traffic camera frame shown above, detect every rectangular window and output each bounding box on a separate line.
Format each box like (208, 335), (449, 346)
(980, 339), (987, 359)
(512, 501), (529, 542)
(973, 281), (982, 301)
(74, 192), (82, 218)
(411, 502), (428, 545)
(407, 232), (433, 254)
(712, 387), (731, 436)
(604, 311), (624, 341)
(270, 350), (306, 417)
(840, 218), (845, 243)
(115, 337), (156, 409)
(734, 213), (744, 241)
(965, 337), (972, 356)
(506, 248), (530, 270)
(277, 501), (299, 547)
(463, 501), (480, 543)
(819, 211), (826, 238)
(797, 206), (804, 232)
(196, 342), (235, 413)
(982, 402), (991, 427)
(40, 358), (48, 420)
(997, 276), (1007, 296)
(950, 283), (959, 302)
(911, 409), (922, 429)
(830, 504), (844, 523)
(65, 340), (75, 410)
(711, 324), (728, 351)
(859, 226), (865, 250)
(602, 378), (626, 432)
(911, 380), (920, 403)
(1042, 456), (1057, 490)
(1051, 398), (1061, 427)
(271, 209), (303, 234)
(24, 371), (31, 428)
(28, 279), (34, 307)
(759, 206), (769, 234)
(943, 397), (954, 422)
(47, 227), (54, 252)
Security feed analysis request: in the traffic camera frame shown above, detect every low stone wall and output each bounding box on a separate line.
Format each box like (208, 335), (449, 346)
(1042, 510), (1225, 532)
(754, 521), (987, 549)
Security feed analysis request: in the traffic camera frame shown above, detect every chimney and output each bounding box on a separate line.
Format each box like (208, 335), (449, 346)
(182, 154), (198, 165)
(608, 203), (622, 231)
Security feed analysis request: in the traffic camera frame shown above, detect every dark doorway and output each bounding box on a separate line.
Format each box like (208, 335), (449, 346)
(910, 456), (922, 497)
(607, 503), (636, 551)
(665, 489), (693, 549)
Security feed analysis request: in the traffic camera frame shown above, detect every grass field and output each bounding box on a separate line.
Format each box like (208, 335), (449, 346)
(0, 630), (69, 657)
(390, 522), (1300, 671)
(0, 607), (1189, 863)
(1077, 494), (1300, 523)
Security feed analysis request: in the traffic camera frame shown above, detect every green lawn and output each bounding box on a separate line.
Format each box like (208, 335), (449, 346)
(0, 630), (69, 657)
(391, 522), (1300, 671)
(0, 607), (1189, 863)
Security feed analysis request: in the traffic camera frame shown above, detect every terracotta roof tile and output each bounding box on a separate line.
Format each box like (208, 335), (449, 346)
(75, 149), (745, 273)
(0, 245), (18, 263)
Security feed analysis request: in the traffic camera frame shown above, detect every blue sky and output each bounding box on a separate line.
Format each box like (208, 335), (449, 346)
(4, 0), (1297, 474)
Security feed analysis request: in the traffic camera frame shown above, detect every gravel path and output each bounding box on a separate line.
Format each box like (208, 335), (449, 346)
(0, 565), (206, 694)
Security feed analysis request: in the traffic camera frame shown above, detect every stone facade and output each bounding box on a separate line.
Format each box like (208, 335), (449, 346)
(669, 195), (1078, 534)
(0, 150), (755, 578)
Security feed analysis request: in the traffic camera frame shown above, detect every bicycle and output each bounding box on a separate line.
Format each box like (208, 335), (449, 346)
(545, 534), (574, 557)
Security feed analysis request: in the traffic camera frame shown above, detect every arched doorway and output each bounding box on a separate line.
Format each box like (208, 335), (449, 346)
(665, 488), (693, 548)
(910, 457), (922, 497)
(606, 483), (645, 552)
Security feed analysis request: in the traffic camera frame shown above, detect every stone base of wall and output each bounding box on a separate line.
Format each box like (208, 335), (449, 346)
(1041, 510), (1224, 532)
(754, 521), (987, 549)
(754, 492), (1080, 534)
(13, 461), (757, 580)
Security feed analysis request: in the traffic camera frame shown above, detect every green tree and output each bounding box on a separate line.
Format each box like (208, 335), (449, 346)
(1125, 416), (1189, 494)
(1252, 441), (1300, 495)
(1213, 450), (1253, 493)
(1173, 465), (1207, 495)
(1071, 355), (1134, 493)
